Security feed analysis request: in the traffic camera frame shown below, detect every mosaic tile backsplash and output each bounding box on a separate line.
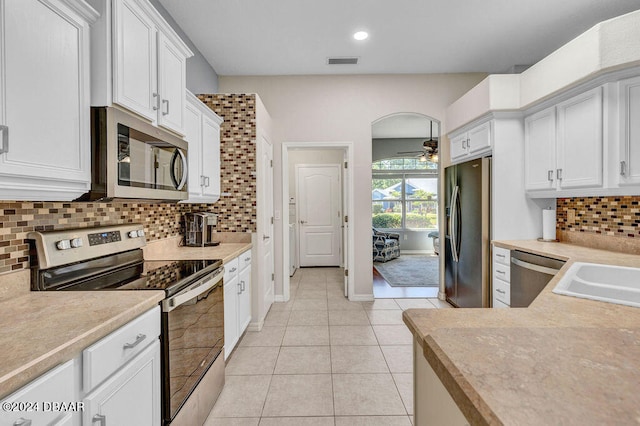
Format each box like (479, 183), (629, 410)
(557, 196), (640, 238)
(0, 94), (259, 275)
(198, 93), (257, 232)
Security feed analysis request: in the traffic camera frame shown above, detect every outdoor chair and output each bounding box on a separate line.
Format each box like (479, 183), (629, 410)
(372, 228), (400, 262)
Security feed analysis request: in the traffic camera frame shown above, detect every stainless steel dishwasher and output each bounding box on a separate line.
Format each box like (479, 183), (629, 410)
(510, 250), (565, 307)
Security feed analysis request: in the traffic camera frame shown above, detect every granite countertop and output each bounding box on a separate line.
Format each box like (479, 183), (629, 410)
(142, 235), (252, 264)
(0, 289), (164, 399)
(403, 240), (640, 425)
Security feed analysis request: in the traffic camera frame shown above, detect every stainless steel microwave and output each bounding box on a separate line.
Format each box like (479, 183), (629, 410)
(78, 107), (188, 201)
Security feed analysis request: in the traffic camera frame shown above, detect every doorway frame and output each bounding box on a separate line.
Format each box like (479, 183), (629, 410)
(281, 142), (355, 301)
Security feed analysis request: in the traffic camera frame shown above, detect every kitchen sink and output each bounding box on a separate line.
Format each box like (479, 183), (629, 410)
(552, 262), (640, 308)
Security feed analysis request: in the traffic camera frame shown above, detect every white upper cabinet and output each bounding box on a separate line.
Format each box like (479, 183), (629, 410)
(618, 75), (640, 186)
(524, 107), (557, 191)
(449, 121), (492, 164)
(525, 86), (603, 194)
(112, 0), (157, 121)
(556, 87), (603, 189)
(183, 91), (222, 203)
(91, 0), (192, 136)
(0, 0), (98, 201)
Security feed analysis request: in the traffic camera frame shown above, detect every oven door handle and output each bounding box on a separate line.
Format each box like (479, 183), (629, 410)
(163, 267), (224, 312)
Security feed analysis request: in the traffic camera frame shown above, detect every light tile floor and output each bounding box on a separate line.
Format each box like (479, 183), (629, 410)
(205, 267), (451, 426)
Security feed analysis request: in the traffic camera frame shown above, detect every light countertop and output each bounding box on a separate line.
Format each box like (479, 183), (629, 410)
(403, 240), (640, 425)
(0, 290), (164, 399)
(143, 235), (252, 264)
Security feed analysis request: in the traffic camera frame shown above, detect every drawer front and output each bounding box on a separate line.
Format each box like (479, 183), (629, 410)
(0, 359), (75, 426)
(493, 277), (511, 305)
(493, 246), (510, 266)
(239, 250), (252, 271)
(493, 261), (511, 283)
(493, 298), (510, 309)
(224, 257), (239, 282)
(83, 306), (160, 390)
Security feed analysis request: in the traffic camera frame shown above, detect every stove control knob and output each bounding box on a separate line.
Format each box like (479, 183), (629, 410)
(70, 238), (83, 248)
(56, 240), (71, 250)
(137, 229), (145, 238)
(128, 231), (139, 238)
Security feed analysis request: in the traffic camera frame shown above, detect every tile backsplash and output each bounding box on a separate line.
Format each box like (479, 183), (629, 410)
(0, 94), (260, 275)
(557, 196), (640, 254)
(0, 201), (215, 274)
(557, 196), (640, 238)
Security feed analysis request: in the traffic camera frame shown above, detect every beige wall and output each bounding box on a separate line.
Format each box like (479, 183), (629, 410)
(219, 74), (486, 299)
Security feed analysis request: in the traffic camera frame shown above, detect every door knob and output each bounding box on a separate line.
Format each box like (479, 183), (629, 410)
(263, 234), (270, 241)
(300, 220), (306, 224)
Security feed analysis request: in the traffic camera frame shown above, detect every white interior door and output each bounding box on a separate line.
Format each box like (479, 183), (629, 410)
(261, 137), (274, 310)
(297, 165), (341, 267)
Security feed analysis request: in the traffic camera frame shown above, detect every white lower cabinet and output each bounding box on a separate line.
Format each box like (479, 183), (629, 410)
(492, 246), (511, 308)
(0, 359), (76, 426)
(224, 250), (252, 359)
(0, 307), (161, 425)
(83, 340), (160, 426)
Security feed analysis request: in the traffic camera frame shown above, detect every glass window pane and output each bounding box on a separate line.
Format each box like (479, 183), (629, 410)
(405, 177), (438, 200)
(405, 201), (438, 229)
(372, 177), (402, 200)
(372, 201), (403, 229)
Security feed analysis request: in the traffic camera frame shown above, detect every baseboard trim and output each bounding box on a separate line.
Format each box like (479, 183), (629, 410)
(349, 293), (374, 302)
(400, 250), (435, 255)
(274, 295), (286, 302)
(247, 320), (264, 332)
(438, 291), (446, 300)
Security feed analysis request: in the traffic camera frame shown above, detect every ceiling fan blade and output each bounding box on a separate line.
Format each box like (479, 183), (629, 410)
(396, 150), (424, 154)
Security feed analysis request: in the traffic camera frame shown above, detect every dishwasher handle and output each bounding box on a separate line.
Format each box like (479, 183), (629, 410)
(511, 257), (561, 276)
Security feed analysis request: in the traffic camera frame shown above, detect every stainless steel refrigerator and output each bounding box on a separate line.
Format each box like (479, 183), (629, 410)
(444, 157), (491, 308)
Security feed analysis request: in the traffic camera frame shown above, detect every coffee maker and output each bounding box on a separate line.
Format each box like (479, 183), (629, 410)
(184, 212), (220, 247)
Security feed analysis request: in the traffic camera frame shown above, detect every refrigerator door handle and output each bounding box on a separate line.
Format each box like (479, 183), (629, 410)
(449, 185), (460, 262)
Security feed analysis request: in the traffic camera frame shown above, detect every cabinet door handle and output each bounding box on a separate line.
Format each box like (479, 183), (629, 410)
(461, 139), (466, 150)
(621, 161), (627, 176)
(496, 253), (506, 259)
(152, 93), (159, 111)
(496, 270), (506, 275)
(123, 333), (146, 350)
(496, 289), (506, 294)
(548, 170), (554, 182)
(200, 175), (206, 187)
(230, 267), (237, 273)
(237, 282), (242, 294)
(556, 168), (563, 180)
(162, 99), (170, 116)
(13, 418), (32, 426)
(0, 125), (8, 154)
(240, 280), (245, 292)
(92, 414), (106, 425)
(205, 176), (210, 187)
(245, 257), (251, 262)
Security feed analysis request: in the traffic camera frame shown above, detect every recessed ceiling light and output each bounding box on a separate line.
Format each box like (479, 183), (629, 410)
(353, 31), (369, 41)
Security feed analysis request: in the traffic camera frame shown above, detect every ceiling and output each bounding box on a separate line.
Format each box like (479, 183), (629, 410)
(158, 0), (639, 76)
(372, 114), (438, 139)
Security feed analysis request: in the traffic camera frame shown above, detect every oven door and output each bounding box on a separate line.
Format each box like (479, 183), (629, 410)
(161, 267), (224, 422)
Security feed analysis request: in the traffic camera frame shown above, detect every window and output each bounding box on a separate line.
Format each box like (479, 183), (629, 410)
(372, 159), (437, 230)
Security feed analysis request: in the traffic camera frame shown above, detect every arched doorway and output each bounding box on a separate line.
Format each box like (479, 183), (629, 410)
(371, 113), (440, 298)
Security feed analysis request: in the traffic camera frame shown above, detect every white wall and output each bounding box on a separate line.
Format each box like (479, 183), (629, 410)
(219, 74), (486, 299)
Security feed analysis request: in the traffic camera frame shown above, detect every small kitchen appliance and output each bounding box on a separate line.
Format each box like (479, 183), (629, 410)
(184, 212), (220, 247)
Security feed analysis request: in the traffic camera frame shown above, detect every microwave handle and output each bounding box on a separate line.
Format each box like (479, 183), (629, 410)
(170, 149), (188, 191)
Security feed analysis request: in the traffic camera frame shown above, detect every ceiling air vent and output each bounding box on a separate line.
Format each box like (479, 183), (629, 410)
(327, 57), (359, 65)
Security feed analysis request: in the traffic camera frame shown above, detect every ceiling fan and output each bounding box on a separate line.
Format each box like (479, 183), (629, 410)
(396, 121), (439, 162)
